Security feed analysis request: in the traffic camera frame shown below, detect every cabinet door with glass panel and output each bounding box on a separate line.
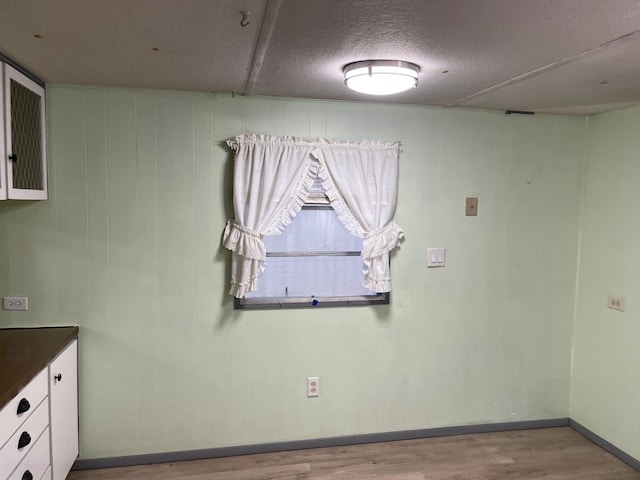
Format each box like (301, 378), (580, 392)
(2, 64), (47, 200)
(0, 63), (5, 200)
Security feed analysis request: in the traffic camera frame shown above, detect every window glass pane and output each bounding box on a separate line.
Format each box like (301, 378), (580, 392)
(245, 255), (374, 298)
(264, 207), (362, 252)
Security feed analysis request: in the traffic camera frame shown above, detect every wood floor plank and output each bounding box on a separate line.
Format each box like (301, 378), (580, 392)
(68, 427), (640, 479)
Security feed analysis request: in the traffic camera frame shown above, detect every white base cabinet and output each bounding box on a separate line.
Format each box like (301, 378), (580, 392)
(0, 337), (78, 480)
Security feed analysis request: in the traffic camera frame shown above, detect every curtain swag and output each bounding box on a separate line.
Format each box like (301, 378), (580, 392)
(223, 134), (404, 298)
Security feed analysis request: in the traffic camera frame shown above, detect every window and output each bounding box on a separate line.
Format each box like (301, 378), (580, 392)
(235, 179), (389, 309)
(223, 134), (403, 304)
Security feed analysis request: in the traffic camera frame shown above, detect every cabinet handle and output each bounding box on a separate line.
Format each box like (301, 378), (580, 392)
(8, 153), (17, 162)
(22, 470), (33, 480)
(16, 398), (30, 415)
(18, 431), (31, 449)
(54, 373), (62, 382)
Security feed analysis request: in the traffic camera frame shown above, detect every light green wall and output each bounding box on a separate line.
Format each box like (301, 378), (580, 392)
(571, 106), (640, 460)
(0, 85), (585, 459)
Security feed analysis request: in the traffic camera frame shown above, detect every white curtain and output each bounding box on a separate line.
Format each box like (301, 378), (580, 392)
(223, 135), (319, 297)
(224, 135), (404, 298)
(312, 141), (404, 292)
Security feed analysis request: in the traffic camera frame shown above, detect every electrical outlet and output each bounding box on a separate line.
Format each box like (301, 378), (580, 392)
(307, 377), (320, 397)
(3, 297), (28, 311)
(607, 295), (626, 312)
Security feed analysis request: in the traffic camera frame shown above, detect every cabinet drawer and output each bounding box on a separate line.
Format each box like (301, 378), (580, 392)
(0, 368), (48, 448)
(8, 427), (50, 480)
(0, 399), (49, 479)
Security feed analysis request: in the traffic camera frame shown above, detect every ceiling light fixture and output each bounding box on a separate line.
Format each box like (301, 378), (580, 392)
(343, 60), (420, 95)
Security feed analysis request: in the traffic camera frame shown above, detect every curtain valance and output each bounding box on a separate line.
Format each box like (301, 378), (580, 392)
(223, 134), (404, 298)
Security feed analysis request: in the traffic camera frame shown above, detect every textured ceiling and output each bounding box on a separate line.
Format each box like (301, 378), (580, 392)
(1, 0), (640, 114)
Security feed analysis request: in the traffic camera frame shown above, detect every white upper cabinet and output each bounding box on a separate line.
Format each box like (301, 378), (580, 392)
(0, 63), (5, 201)
(2, 63), (47, 200)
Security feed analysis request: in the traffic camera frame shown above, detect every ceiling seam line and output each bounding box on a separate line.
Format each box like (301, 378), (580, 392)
(446, 27), (640, 108)
(243, 0), (282, 96)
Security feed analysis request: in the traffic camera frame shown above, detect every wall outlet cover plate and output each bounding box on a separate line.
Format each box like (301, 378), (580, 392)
(607, 295), (626, 312)
(307, 377), (320, 397)
(3, 296), (28, 311)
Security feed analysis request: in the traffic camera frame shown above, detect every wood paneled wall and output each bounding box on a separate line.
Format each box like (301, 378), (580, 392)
(0, 86), (585, 459)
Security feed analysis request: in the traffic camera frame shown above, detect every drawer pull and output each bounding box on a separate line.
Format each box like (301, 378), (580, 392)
(22, 470), (33, 480)
(18, 431), (31, 449)
(16, 398), (31, 414)
(54, 373), (62, 382)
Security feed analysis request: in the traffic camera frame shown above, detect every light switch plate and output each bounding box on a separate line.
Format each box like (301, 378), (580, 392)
(3, 296), (28, 311)
(427, 248), (446, 267)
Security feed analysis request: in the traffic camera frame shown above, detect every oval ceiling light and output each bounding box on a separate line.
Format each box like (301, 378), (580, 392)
(344, 60), (420, 95)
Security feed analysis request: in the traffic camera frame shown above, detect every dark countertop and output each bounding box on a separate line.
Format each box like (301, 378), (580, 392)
(0, 326), (79, 411)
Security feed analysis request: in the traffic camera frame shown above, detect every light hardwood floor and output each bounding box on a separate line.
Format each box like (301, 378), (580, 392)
(67, 427), (640, 479)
